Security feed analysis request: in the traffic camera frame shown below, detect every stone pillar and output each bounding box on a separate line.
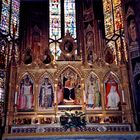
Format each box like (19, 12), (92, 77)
(123, 0), (140, 130)
(6, 64), (17, 133)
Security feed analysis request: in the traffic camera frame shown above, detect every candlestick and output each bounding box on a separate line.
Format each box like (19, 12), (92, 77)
(83, 90), (86, 103)
(14, 91), (18, 105)
(122, 90), (125, 103)
(54, 84), (57, 104)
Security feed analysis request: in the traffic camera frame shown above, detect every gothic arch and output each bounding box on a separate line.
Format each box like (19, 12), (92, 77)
(85, 71), (100, 81)
(38, 72), (54, 110)
(18, 72), (35, 84)
(17, 73), (34, 111)
(55, 65), (83, 80)
(39, 72), (54, 85)
(85, 71), (102, 109)
(55, 65), (83, 105)
(103, 71), (120, 83)
(85, 71), (100, 92)
(103, 71), (122, 110)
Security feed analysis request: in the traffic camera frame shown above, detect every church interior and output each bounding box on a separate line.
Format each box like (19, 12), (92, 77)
(0, 0), (140, 139)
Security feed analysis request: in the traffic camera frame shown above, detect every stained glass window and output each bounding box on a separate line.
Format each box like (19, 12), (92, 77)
(49, 0), (61, 40)
(103, 0), (123, 37)
(0, 0), (20, 37)
(103, 0), (127, 63)
(49, 42), (61, 60)
(0, 0), (11, 35)
(104, 12), (114, 37)
(114, 0), (121, 7)
(49, 0), (76, 60)
(10, 0), (20, 38)
(64, 0), (76, 38)
(116, 39), (121, 62)
(113, 6), (123, 33)
(103, 0), (114, 38)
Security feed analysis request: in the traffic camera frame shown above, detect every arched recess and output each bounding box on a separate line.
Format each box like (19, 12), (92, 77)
(103, 71), (122, 110)
(126, 6), (137, 47)
(23, 48), (33, 65)
(55, 65), (83, 106)
(85, 71), (102, 110)
(17, 73), (34, 112)
(38, 72), (54, 111)
(84, 24), (97, 65)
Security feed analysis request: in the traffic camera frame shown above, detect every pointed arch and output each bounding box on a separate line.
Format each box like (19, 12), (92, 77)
(85, 71), (102, 109)
(38, 72), (54, 110)
(55, 64), (83, 80)
(85, 71), (100, 92)
(17, 73), (34, 111)
(39, 72), (54, 86)
(103, 71), (120, 83)
(103, 71), (121, 110)
(55, 65), (83, 105)
(19, 72), (35, 84)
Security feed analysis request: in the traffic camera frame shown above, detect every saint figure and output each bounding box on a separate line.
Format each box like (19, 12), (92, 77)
(39, 78), (53, 109)
(94, 82), (101, 108)
(128, 18), (137, 43)
(107, 85), (120, 109)
(105, 76), (120, 109)
(18, 75), (33, 110)
(87, 76), (95, 108)
(57, 82), (63, 105)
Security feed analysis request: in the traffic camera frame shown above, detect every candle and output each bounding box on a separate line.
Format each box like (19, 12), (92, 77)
(14, 91), (18, 105)
(122, 90), (125, 103)
(54, 84), (57, 104)
(83, 90), (86, 103)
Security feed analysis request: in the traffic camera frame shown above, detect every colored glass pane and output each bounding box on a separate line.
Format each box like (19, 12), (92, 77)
(114, 6), (123, 32)
(104, 12), (114, 37)
(64, 0), (76, 38)
(103, 0), (112, 12)
(0, 0), (11, 34)
(49, 42), (61, 60)
(103, 0), (123, 36)
(49, 0), (61, 40)
(116, 39), (121, 62)
(114, 0), (121, 7)
(123, 38), (128, 61)
(11, 0), (20, 38)
(103, 0), (114, 37)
